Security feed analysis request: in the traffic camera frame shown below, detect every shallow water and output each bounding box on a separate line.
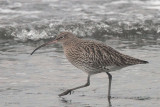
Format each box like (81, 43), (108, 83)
(0, 0), (160, 107)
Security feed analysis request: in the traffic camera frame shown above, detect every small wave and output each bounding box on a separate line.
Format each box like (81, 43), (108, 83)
(0, 20), (159, 44)
(0, 0), (159, 44)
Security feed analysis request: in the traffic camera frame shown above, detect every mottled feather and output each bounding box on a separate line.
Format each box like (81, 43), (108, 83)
(63, 38), (148, 74)
(30, 32), (149, 98)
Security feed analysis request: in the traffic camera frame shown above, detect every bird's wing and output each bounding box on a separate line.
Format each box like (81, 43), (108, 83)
(78, 41), (146, 68)
(79, 43), (123, 67)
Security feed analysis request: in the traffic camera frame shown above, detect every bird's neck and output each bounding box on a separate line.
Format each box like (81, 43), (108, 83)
(63, 37), (80, 47)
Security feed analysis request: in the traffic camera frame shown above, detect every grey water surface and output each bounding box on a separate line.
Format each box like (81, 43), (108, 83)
(0, 0), (160, 107)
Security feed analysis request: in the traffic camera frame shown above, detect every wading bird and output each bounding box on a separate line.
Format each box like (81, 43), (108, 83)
(31, 32), (148, 106)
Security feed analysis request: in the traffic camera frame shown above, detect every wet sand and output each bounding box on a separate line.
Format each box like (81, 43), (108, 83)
(0, 43), (160, 107)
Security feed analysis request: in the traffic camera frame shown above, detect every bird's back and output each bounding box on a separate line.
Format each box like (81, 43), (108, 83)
(64, 39), (148, 74)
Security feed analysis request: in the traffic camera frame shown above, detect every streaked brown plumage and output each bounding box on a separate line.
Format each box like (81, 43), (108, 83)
(63, 37), (147, 74)
(31, 32), (148, 106)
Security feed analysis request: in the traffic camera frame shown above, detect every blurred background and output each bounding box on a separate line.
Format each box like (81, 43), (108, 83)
(0, 0), (160, 107)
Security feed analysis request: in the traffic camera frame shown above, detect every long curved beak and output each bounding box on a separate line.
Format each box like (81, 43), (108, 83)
(30, 39), (57, 55)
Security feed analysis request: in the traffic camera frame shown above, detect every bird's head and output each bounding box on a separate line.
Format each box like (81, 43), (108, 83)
(54, 32), (76, 43)
(30, 32), (77, 55)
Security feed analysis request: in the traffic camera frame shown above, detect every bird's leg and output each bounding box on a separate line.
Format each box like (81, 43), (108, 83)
(59, 75), (90, 97)
(106, 72), (112, 106)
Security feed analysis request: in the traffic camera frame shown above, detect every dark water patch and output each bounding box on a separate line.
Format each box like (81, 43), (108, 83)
(25, 92), (42, 95)
(111, 96), (158, 101)
(60, 98), (92, 107)
(0, 87), (22, 93)
(4, 102), (20, 106)
(60, 98), (72, 104)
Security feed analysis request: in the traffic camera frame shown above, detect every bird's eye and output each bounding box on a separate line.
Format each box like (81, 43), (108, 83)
(60, 36), (64, 39)
(57, 36), (64, 40)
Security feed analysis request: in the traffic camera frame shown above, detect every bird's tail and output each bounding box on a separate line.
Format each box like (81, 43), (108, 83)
(124, 56), (149, 65)
(139, 60), (149, 64)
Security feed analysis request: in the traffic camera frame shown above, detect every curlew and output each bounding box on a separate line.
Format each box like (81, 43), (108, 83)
(31, 32), (148, 105)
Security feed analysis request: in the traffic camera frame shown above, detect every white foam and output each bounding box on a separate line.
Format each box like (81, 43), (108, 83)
(16, 29), (49, 41)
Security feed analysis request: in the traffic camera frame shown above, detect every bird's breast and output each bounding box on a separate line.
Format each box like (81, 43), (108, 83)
(64, 46), (107, 74)
(64, 47), (83, 66)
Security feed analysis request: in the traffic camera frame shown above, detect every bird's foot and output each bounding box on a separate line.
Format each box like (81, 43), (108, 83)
(59, 89), (72, 97)
(108, 95), (112, 107)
